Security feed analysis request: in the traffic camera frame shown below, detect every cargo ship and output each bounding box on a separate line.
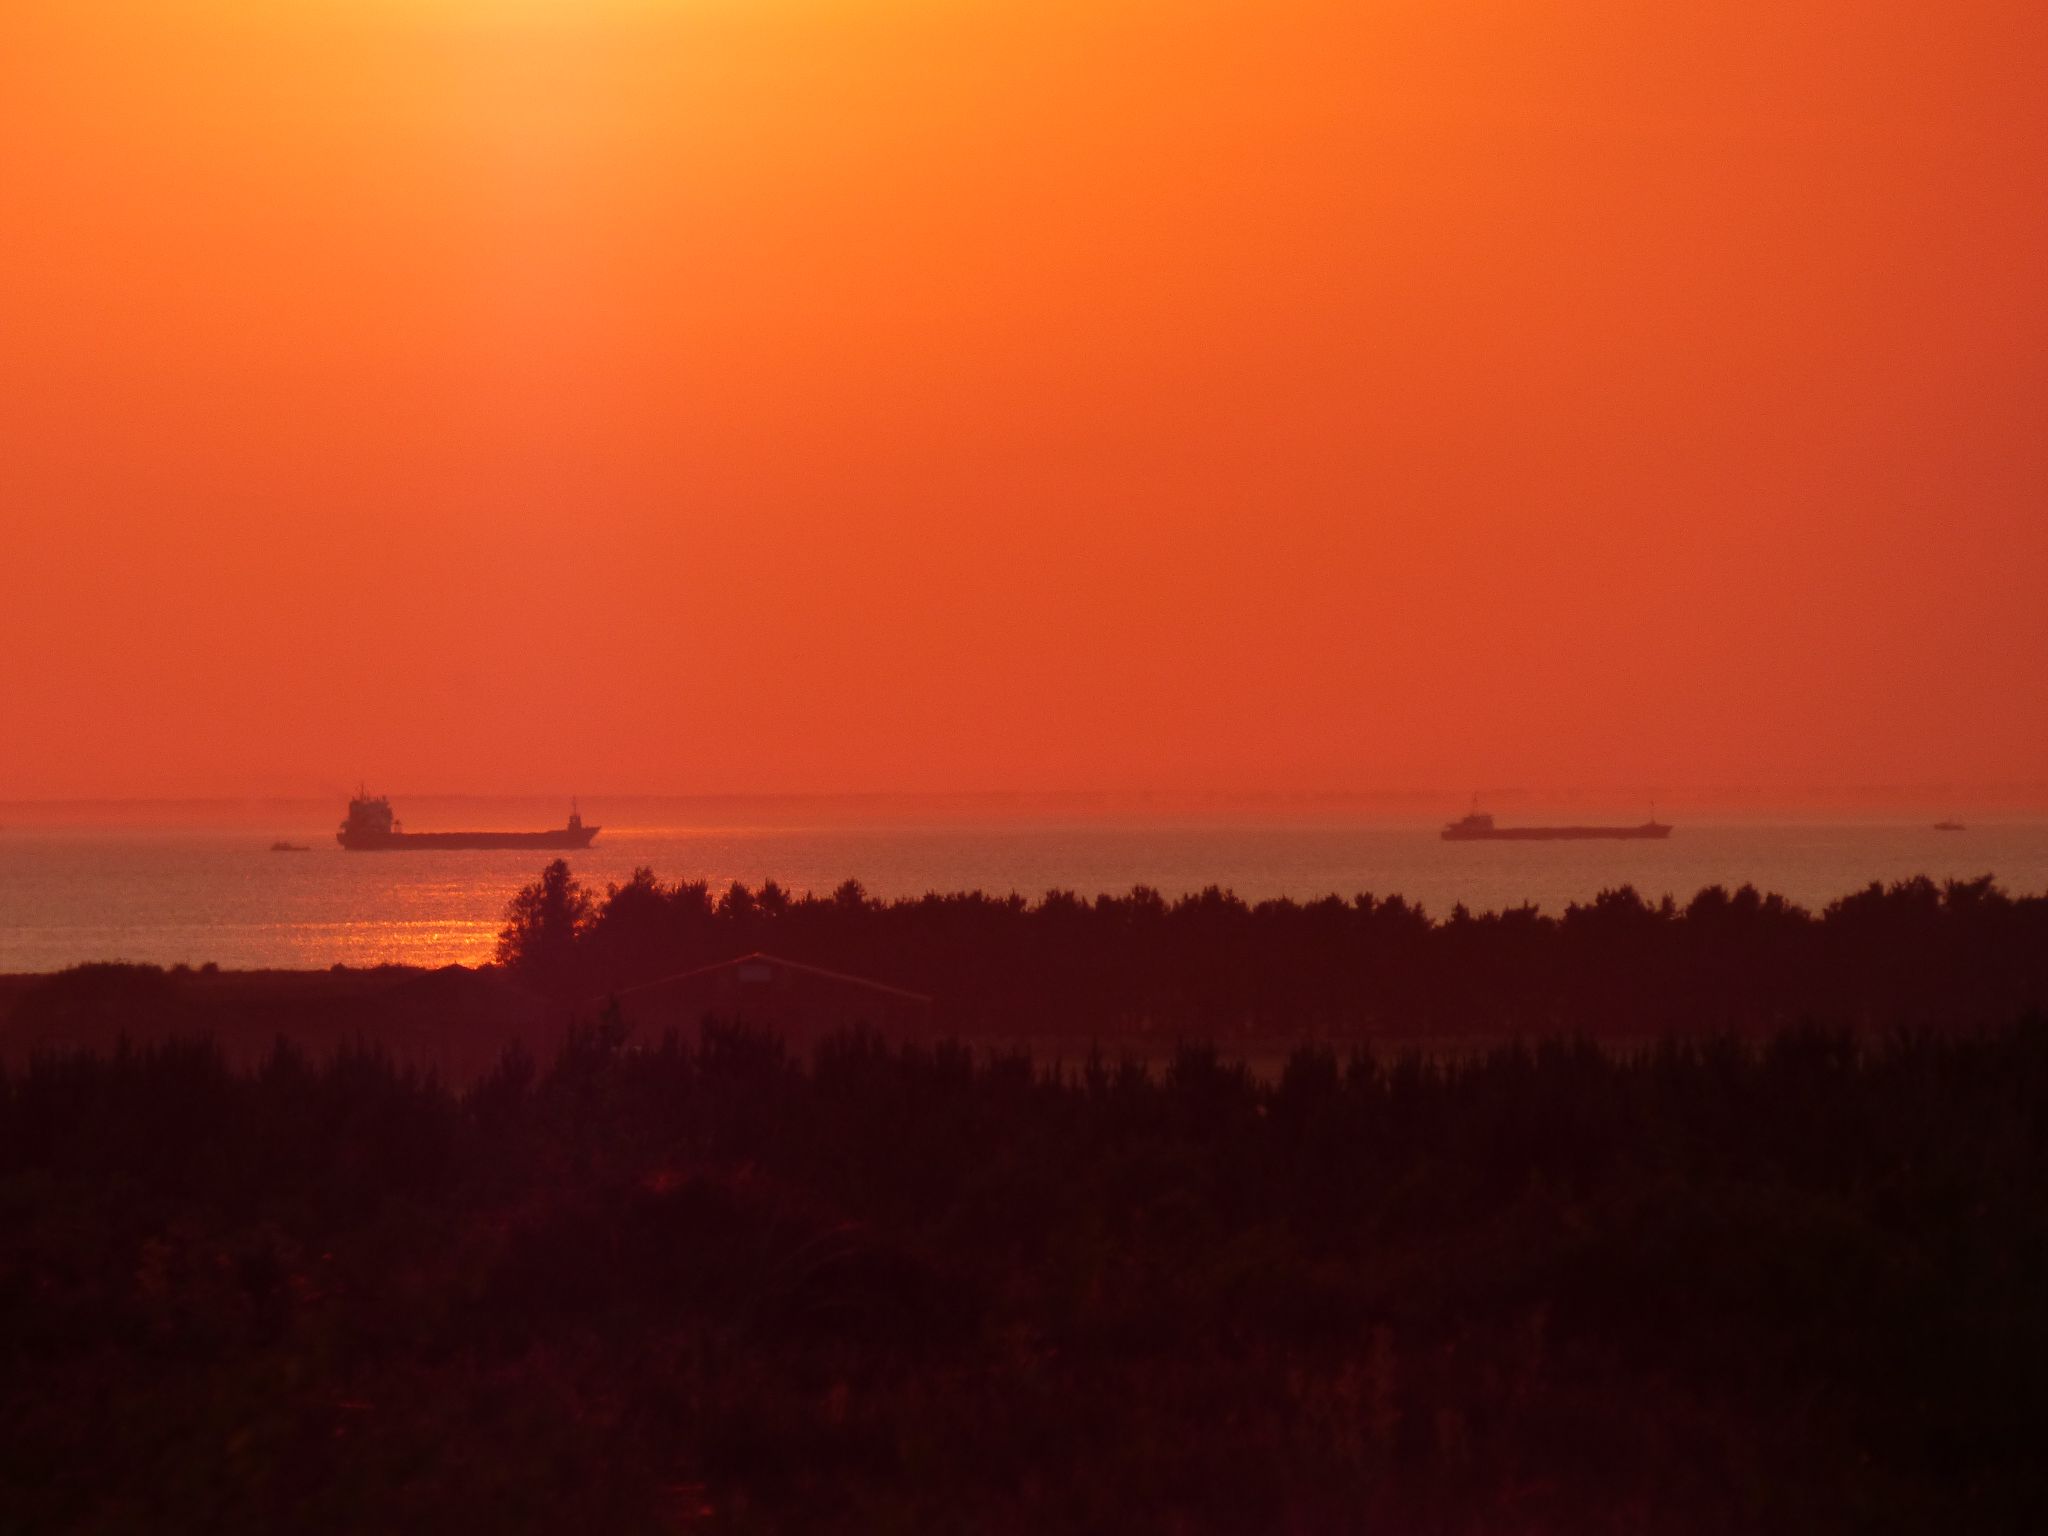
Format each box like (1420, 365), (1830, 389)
(336, 794), (599, 851)
(1442, 810), (1671, 842)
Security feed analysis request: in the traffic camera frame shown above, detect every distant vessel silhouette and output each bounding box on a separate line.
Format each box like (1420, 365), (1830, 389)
(1933, 819), (1967, 832)
(269, 841), (310, 852)
(336, 794), (599, 851)
(1442, 809), (1672, 841)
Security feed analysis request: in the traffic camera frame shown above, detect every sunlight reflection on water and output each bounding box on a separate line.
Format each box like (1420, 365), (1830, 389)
(4, 818), (2047, 972)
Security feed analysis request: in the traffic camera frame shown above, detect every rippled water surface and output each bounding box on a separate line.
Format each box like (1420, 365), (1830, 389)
(4, 803), (2045, 972)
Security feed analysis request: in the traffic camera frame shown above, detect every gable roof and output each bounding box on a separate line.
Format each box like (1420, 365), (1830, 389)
(600, 952), (934, 1009)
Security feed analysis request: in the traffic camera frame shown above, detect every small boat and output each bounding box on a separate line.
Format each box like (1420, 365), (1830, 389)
(270, 841), (311, 852)
(1933, 820), (1966, 832)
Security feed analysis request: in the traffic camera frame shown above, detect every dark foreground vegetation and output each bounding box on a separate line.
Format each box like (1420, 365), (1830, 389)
(4, 1018), (2045, 1533)
(505, 863), (2048, 1036)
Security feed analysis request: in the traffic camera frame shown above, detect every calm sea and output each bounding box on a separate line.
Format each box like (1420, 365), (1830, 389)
(3, 802), (2045, 973)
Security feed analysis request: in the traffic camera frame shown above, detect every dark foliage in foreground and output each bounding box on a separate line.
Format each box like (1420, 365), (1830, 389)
(4, 1020), (2045, 1532)
(503, 862), (2048, 1035)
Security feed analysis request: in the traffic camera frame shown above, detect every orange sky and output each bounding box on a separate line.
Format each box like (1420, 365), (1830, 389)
(3, 0), (2045, 803)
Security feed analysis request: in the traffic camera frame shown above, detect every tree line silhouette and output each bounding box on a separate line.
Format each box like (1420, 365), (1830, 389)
(3, 1017), (2042, 1531)
(501, 861), (2048, 1037)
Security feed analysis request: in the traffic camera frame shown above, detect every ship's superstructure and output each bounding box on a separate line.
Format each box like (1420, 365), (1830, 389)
(337, 794), (599, 851)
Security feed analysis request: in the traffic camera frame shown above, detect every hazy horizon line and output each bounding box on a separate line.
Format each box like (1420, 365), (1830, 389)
(5, 783), (2047, 825)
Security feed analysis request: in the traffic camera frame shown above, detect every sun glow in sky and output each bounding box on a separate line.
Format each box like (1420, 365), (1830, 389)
(3, 0), (2045, 802)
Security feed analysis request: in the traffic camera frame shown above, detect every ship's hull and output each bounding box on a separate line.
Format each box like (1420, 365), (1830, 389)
(1443, 824), (1671, 841)
(339, 827), (599, 851)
